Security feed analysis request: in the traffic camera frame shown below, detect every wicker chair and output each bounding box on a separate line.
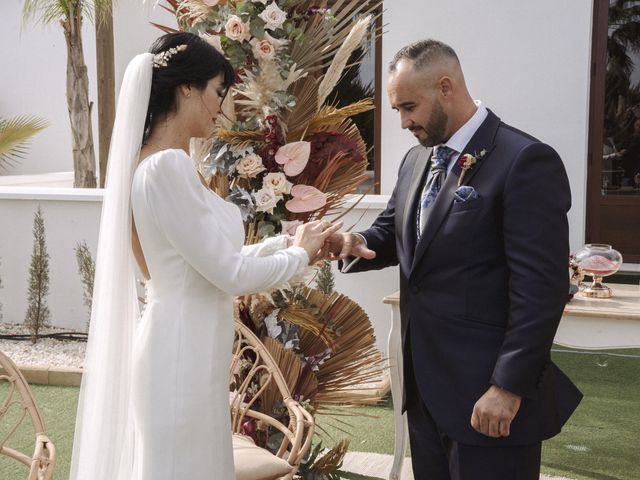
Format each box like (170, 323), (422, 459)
(231, 321), (314, 480)
(0, 351), (56, 480)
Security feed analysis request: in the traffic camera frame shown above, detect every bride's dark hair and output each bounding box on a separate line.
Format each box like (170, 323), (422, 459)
(144, 32), (235, 140)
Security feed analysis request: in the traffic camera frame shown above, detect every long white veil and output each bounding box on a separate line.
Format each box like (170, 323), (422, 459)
(69, 53), (153, 480)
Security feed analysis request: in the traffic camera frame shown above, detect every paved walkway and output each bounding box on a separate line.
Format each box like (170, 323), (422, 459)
(341, 451), (573, 480)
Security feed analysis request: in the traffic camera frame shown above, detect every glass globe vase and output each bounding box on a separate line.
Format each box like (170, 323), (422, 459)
(573, 244), (623, 298)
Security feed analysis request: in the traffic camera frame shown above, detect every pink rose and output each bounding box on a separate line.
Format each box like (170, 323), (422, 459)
(263, 172), (292, 195)
(225, 15), (250, 43)
(251, 38), (276, 60)
(236, 153), (266, 178)
(254, 187), (280, 214)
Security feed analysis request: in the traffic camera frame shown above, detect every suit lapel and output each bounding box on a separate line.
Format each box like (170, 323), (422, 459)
(401, 146), (432, 270)
(411, 111), (501, 273)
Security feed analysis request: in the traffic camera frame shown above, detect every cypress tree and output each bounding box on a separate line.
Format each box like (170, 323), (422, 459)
(75, 240), (95, 328)
(24, 205), (51, 342)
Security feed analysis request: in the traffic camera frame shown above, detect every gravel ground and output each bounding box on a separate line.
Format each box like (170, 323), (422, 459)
(0, 322), (86, 368)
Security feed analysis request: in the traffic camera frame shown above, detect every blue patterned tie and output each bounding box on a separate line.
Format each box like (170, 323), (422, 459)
(417, 146), (455, 238)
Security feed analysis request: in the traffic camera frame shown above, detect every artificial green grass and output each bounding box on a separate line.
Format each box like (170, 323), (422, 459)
(540, 348), (640, 480)
(0, 384), (78, 480)
(317, 348), (640, 480)
(1, 347), (638, 479)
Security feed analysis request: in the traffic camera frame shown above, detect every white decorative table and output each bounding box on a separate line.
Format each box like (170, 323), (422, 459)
(382, 283), (640, 480)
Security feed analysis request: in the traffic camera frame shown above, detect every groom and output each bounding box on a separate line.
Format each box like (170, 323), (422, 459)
(327, 39), (582, 479)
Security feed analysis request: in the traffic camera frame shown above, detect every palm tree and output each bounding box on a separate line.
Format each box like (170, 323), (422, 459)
(0, 115), (48, 172)
(23, 0), (112, 188)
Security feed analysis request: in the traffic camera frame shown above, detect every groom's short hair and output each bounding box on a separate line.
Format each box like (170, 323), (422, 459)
(389, 39), (460, 74)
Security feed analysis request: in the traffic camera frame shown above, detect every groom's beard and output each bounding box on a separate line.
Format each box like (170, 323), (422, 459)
(411, 100), (448, 147)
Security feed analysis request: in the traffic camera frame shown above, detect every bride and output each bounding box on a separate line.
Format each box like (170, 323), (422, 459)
(69, 32), (339, 480)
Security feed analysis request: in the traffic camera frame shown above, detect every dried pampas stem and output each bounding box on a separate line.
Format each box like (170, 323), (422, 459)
(316, 15), (371, 109)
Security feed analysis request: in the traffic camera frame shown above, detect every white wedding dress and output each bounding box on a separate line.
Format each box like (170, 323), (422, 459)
(129, 148), (308, 479)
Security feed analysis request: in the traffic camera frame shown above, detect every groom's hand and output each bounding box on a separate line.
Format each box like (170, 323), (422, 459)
(471, 385), (521, 438)
(324, 232), (376, 261)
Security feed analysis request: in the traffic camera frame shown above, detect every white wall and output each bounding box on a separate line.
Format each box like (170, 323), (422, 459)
(381, 0), (594, 254)
(0, 189), (398, 354)
(0, 188), (102, 331)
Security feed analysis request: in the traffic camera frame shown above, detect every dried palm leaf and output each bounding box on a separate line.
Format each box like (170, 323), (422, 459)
(311, 439), (350, 474)
(294, 364), (319, 403)
(279, 304), (337, 351)
(214, 128), (264, 147)
(289, 99), (374, 140)
(290, 0), (381, 74)
(317, 15), (371, 109)
(281, 75), (319, 140)
(208, 170), (230, 198)
(299, 288), (386, 408)
(262, 338), (302, 413)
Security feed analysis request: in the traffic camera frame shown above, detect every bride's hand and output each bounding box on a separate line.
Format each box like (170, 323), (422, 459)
(292, 220), (343, 264)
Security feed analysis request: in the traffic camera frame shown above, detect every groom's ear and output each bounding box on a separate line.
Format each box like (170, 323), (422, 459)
(438, 76), (454, 98)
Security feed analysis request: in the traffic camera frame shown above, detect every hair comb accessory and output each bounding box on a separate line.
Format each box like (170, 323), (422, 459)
(153, 44), (188, 68)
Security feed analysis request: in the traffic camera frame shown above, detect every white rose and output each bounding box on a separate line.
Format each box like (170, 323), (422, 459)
(225, 15), (251, 43)
(236, 153), (266, 178)
(280, 220), (302, 236)
(263, 172), (292, 195)
(254, 187), (280, 214)
(258, 2), (287, 31)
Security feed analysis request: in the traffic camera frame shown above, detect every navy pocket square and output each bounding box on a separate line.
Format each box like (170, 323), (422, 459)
(453, 185), (479, 203)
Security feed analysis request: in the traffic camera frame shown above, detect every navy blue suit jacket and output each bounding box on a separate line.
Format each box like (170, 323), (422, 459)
(347, 110), (582, 446)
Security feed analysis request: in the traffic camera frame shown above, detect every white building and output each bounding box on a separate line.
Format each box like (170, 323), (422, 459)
(0, 1), (632, 342)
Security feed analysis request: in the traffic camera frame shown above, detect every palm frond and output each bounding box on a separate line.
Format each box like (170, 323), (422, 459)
(0, 116), (48, 171)
(22, 0), (69, 25)
(299, 288), (386, 408)
(282, 75), (319, 141)
(290, 99), (375, 140)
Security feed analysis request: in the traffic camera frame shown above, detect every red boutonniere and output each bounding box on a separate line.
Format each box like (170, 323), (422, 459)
(457, 149), (487, 186)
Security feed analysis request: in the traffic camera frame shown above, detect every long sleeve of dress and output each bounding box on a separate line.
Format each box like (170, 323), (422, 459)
(139, 150), (309, 296)
(241, 235), (290, 257)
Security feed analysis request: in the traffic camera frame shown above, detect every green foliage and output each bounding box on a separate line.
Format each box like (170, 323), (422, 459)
(315, 260), (335, 294)
(22, 0), (113, 27)
(24, 205), (51, 343)
(74, 240), (95, 328)
(0, 115), (48, 172)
